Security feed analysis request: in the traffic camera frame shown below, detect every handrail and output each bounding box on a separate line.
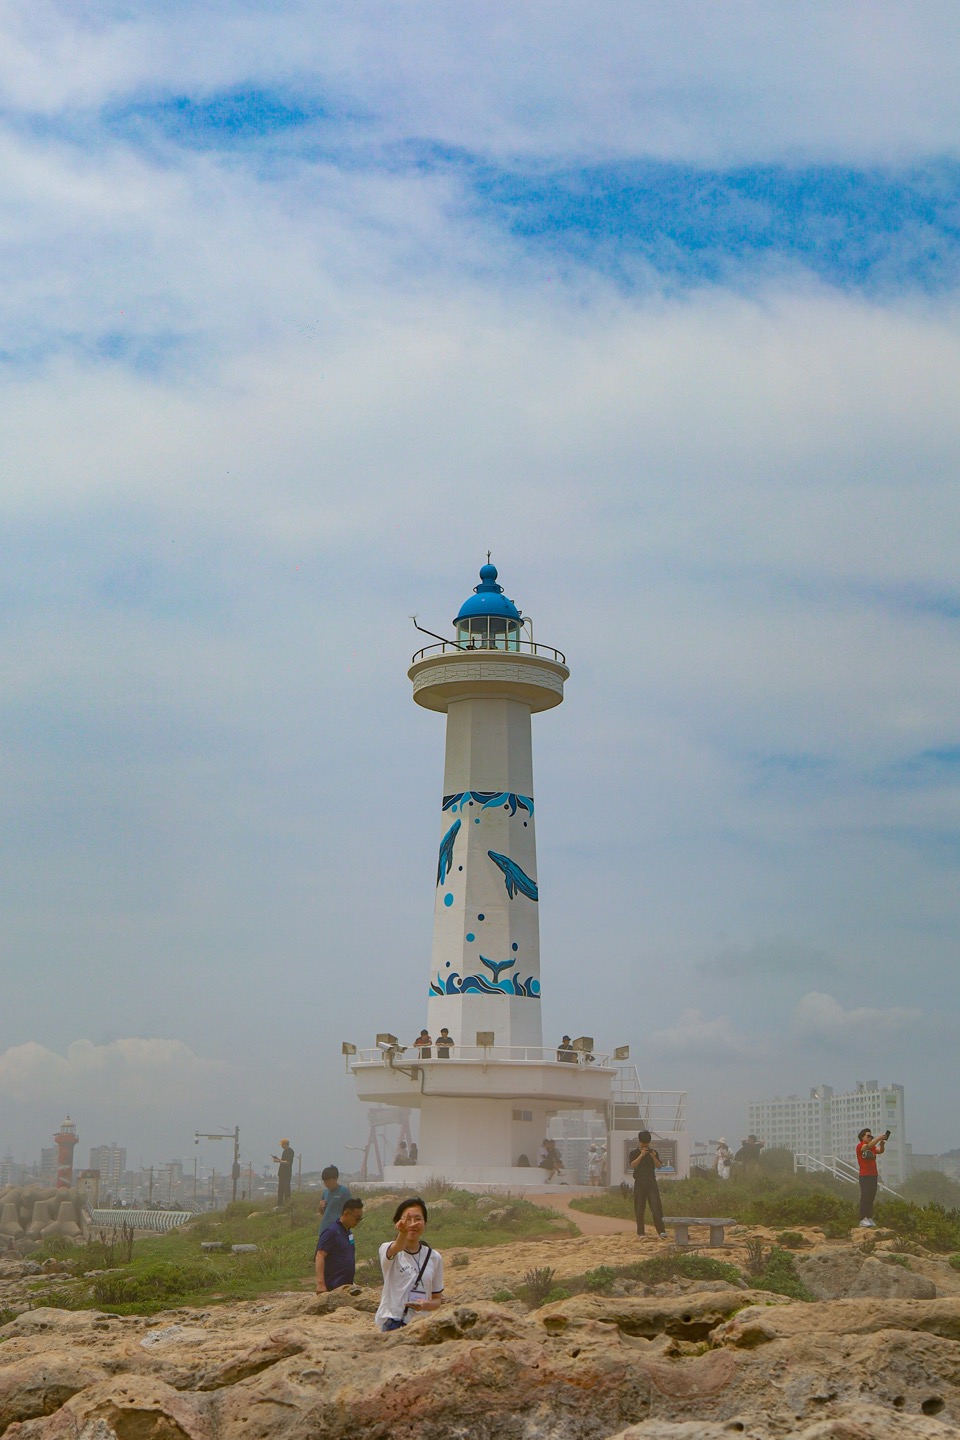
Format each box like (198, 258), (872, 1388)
(411, 638), (567, 666)
(793, 1152), (903, 1199)
(352, 1044), (611, 1067)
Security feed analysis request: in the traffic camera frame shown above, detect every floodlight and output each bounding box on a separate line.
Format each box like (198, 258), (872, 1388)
(572, 1036), (594, 1052)
(475, 1031), (495, 1047)
(341, 1042), (357, 1056)
(613, 1045), (630, 1061)
(376, 1033), (399, 1048)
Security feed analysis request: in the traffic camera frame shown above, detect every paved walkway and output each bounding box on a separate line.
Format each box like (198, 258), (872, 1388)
(524, 1188), (635, 1236)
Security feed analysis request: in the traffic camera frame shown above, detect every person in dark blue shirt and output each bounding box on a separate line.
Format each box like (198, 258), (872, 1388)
(315, 1197), (364, 1292)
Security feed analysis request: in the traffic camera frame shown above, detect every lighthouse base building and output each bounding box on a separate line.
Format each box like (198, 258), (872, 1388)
(349, 565), (687, 1186)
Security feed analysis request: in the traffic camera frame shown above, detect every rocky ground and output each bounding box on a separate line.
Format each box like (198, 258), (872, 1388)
(2, 1225), (960, 1438)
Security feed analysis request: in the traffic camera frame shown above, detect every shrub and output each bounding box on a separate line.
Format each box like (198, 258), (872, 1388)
(451, 1253), (469, 1268)
(753, 1247), (813, 1302)
(629, 1253), (741, 1287)
(545, 1286), (572, 1304)
(743, 1238), (766, 1277)
(774, 1231), (806, 1249)
(948, 1254), (960, 1272)
(491, 1289), (514, 1302)
(523, 1266), (556, 1307)
(875, 1200), (960, 1254)
(584, 1265), (616, 1293)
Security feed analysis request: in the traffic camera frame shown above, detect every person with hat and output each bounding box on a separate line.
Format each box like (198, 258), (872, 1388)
(272, 1138), (295, 1205)
(715, 1139), (732, 1181)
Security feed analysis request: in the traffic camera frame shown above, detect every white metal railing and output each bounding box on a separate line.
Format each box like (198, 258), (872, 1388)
(352, 1044), (613, 1067)
(612, 1066), (687, 1133)
(411, 638), (566, 666)
(89, 1208), (194, 1231)
(793, 1153), (903, 1199)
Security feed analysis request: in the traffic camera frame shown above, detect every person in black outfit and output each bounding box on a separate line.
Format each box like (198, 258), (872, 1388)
(272, 1138), (294, 1205)
(628, 1130), (667, 1239)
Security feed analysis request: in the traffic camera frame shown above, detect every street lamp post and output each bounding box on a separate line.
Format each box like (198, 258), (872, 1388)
(194, 1127), (241, 1203)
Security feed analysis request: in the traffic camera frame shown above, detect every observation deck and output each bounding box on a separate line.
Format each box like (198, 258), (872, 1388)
(409, 637), (569, 713)
(351, 1043), (615, 1109)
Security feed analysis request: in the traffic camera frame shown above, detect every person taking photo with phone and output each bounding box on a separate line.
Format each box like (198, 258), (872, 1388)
(856, 1127), (889, 1227)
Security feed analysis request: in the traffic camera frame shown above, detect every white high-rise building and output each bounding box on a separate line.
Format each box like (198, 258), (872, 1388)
(748, 1081), (906, 1188)
(89, 1143), (127, 1196)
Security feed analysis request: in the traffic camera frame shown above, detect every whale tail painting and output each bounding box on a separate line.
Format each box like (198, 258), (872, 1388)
(487, 850), (539, 901)
(437, 819), (461, 886)
(479, 955), (517, 982)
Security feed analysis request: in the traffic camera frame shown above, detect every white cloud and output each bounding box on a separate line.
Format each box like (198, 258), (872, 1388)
(648, 1009), (757, 1063)
(791, 992), (922, 1044)
(0, 1038), (232, 1108)
(3, 3), (960, 163)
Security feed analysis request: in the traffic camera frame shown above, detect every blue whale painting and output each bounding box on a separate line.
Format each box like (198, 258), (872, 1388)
(487, 850), (539, 901)
(480, 955), (516, 982)
(436, 819), (461, 886)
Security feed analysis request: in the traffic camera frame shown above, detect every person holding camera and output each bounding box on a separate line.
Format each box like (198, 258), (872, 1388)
(628, 1130), (668, 1239)
(856, 1127), (889, 1227)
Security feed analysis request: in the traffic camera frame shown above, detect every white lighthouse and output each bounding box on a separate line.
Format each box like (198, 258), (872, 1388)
(350, 562), (618, 1186)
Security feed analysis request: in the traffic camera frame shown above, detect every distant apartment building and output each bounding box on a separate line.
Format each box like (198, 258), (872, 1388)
(39, 1147), (58, 1184)
(0, 1153), (18, 1186)
(748, 1081), (906, 1188)
(89, 1143), (127, 1197)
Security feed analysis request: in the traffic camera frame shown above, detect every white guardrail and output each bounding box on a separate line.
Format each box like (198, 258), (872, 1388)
(89, 1209), (194, 1232)
(353, 1045), (614, 1066)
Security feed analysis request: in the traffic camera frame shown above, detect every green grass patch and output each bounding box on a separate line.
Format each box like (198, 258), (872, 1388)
(20, 1187), (571, 1315)
(569, 1170), (859, 1229)
(628, 1252), (742, 1287)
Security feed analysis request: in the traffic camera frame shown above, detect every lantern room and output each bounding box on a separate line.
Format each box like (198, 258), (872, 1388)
(453, 562), (523, 650)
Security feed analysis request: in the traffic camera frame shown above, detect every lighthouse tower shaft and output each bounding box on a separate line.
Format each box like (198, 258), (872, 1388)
(429, 695), (542, 1048)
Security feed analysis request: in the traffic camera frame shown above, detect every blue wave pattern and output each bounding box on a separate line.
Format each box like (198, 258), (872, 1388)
(436, 819), (461, 886)
(442, 791), (534, 817)
(487, 850), (539, 901)
(430, 969), (541, 998)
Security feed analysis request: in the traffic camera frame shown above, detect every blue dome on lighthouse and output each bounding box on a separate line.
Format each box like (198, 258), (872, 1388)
(454, 563), (522, 623)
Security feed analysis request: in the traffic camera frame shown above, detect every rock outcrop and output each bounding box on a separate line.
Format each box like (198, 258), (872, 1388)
(1, 1282), (958, 1437)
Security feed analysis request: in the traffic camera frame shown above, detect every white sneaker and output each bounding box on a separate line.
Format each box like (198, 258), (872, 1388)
(859, 1219), (875, 1228)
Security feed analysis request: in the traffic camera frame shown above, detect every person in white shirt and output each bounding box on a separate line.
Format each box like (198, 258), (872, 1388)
(375, 1197), (444, 1332)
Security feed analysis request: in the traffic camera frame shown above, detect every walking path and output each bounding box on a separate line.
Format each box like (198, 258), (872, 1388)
(524, 1188), (634, 1236)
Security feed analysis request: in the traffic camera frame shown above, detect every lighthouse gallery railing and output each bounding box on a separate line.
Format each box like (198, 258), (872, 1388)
(411, 638), (567, 666)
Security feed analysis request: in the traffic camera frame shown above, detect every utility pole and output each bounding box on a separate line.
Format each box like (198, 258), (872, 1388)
(194, 1127), (242, 1204)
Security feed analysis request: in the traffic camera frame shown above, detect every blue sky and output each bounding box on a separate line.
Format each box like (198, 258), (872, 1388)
(1, 2), (958, 1174)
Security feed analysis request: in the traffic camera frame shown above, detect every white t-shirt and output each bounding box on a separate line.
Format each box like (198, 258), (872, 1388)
(375, 1241), (444, 1330)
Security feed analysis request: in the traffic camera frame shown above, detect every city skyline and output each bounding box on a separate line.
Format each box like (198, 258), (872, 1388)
(1, 4), (958, 1164)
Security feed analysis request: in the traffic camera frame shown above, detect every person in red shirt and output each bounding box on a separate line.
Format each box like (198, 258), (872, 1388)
(856, 1127), (889, 1227)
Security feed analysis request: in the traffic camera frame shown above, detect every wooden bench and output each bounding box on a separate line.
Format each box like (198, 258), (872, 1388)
(662, 1217), (736, 1248)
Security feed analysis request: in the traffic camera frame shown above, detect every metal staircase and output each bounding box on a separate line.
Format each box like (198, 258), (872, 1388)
(794, 1152), (903, 1199)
